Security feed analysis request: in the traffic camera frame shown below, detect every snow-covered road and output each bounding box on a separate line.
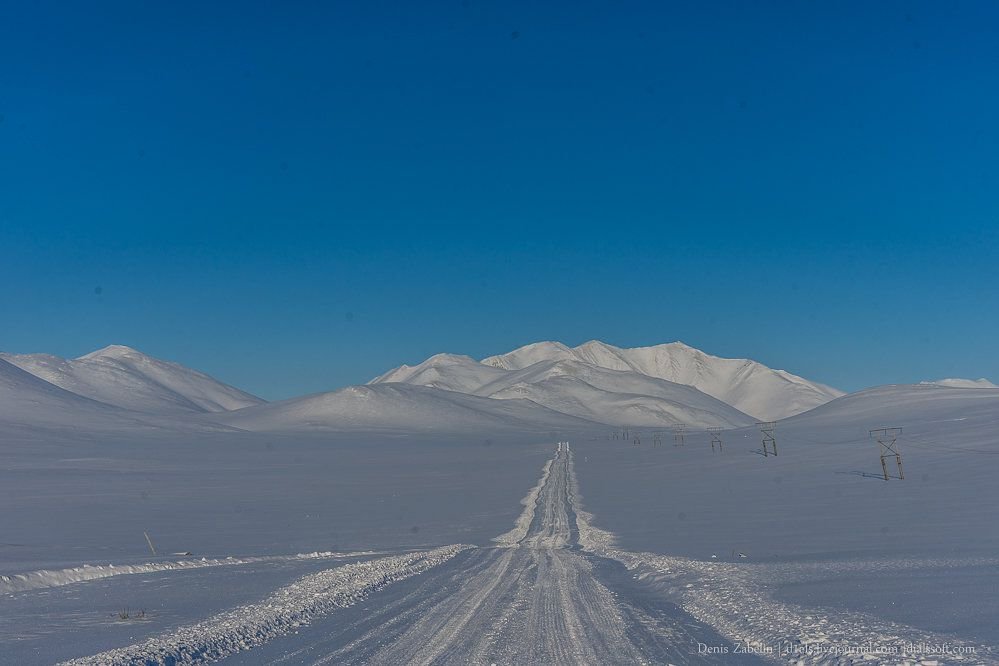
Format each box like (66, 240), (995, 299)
(224, 444), (747, 665)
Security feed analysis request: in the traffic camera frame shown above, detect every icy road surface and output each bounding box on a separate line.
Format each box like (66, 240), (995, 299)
(58, 444), (743, 665)
(222, 442), (745, 665)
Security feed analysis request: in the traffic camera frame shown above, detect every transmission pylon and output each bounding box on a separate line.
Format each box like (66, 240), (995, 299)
(757, 421), (777, 457)
(870, 427), (904, 480)
(708, 427), (723, 452)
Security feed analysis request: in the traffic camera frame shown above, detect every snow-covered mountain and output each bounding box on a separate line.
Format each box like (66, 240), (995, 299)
(215, 383), (599, 434)
(920, 378), (998, 389)
(482, 340), (842, 420)
(0, 345), (264, 414)
(376, 340), (840, 422)
(0, 356), (243, 437)
(370, 350), (755, 428)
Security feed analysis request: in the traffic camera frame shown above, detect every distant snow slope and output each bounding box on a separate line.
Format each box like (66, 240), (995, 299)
(782, 382), (999, 430)
(0, 357), (126, 428)
(0, 355), (254, 440)
(0, 357), (212, 436)
(483, 340), (841, 420)
(1, 345), (263, 414)
(921, 377), (998, 389)
(216, 383), (600, 434)
(477, 360), (754, 428)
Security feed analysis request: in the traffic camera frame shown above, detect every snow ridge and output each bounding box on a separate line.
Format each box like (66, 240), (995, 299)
(60, 546), (471, 666)
(0, 550), (380, 595)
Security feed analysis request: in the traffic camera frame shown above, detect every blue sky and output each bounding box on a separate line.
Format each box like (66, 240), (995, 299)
(2, 1), (997, 399)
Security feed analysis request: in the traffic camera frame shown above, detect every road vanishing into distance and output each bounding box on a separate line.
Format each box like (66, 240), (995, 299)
(227, 445), (751, 665)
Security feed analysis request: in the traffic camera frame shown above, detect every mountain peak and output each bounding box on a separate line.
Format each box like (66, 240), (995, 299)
(481, 341), (575, 369)
(78, 344), (145, 361)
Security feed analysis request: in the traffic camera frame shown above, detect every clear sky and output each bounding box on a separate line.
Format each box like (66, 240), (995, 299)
(2, 1), (997, 400)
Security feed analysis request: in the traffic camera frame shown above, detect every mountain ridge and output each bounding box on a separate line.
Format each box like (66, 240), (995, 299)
(379, 339), (842, 421)
(0, 345), (264, 414)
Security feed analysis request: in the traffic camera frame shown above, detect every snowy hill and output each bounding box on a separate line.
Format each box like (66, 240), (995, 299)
(782, 381), (999, 430)
(1, 345), (264, 414)
(215, 383), (600, 434)
(482, 340), (841, 420)
(0, 357), (128, 430)
(0, 357), (239, 437)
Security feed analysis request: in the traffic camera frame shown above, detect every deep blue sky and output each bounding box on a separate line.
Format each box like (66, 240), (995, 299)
(2, 1), (997, 399)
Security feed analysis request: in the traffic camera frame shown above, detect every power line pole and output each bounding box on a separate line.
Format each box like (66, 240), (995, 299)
(708, 427), (723, 453)
(143, 531), (157, 556)
(673, 423), (686, 447)
(757, 422), (777, 457)
(870, 427), (904, 480)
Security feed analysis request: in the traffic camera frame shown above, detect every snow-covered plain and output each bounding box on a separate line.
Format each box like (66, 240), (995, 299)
(1, 343), (997, 664)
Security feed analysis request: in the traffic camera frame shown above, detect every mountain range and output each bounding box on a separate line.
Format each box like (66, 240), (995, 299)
(0, 341), (993, 436)
(373, 340), (842, 422)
